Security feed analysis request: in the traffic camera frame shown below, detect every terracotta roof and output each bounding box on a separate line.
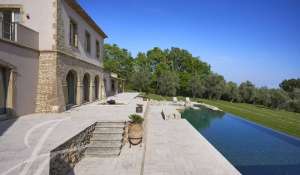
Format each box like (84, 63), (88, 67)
(64, 0), (107, 38)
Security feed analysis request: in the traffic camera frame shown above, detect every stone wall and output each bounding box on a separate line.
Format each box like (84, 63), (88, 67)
(35, 51), (64, 113)
(35, 51), (106, 113)
(49, 123), (96, 175)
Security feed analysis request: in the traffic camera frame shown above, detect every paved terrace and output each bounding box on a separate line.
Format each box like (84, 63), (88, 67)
(0, 93), (240, 175)
(0, 93), (144, 175)
(143, 102), (240, 175)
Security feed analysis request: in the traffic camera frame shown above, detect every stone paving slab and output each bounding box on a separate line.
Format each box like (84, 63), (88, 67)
(143, 103), (241, 175)
(71, 144), (144, 175)
(0, 93), (142, 175)
(1, 95), (241, 175)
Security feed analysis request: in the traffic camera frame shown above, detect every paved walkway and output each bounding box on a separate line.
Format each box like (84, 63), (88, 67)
(143, 102), (241, 175)
(0, 95), (240, 175)
(0, 93), (143, 175)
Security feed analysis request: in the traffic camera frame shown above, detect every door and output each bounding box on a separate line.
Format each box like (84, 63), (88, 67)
(67, 72), (76, 106)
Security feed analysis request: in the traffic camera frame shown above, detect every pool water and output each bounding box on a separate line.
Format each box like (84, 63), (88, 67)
(181, 107), (300, 175)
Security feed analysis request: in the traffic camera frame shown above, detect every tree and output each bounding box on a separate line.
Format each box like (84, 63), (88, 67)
(203, 73), (226, 100)
(188, 73), (205, 98)
(279, 78), (300, 93)
(269, 89), (290, 109)
(103, 44), (133, 88)
(146, 47), (167, 72)
(130, 53), (152, 92)
(253, 87), (272, 106)
(239, 81), (256, 103)
(222, 81), (240, 102)
(157, 70), (179, 96)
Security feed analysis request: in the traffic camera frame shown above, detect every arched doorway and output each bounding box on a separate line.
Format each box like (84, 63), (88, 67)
(94, 75), (99, 100)
(66, 70), (77, 109)
(83, 73), (90, 102)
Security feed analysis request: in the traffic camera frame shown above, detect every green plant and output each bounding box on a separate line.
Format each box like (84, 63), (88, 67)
(129, 114), (144, 124)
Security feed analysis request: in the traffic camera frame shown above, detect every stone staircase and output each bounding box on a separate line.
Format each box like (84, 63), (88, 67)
(85, 121), (126, 157)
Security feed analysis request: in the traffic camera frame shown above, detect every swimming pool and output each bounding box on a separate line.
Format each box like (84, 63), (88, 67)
(181, 107), (300, 175)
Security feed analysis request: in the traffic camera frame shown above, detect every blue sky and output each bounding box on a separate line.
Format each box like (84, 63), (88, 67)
(78, 0), (300, 88)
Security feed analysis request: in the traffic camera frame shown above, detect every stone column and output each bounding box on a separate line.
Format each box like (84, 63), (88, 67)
(115, 80), (119, 95)
(100, 78), (106, 100)
(6, 70), (16, 117)
(76, 81), (83, 105)
(89, 80), (94, 102)
(62, 80), (68, 107)
(98, 79), (102, 100)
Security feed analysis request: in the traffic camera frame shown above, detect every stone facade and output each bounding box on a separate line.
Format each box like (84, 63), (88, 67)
(35, 0), (107, 113)
(35, 51), (106, 113)
(1, 0), (108, 116)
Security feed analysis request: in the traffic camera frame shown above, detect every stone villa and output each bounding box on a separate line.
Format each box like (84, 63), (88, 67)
(0, 0), (123, 119)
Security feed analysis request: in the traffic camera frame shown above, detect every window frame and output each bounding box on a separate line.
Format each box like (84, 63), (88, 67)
(69, 19), (78, 48)
(96, 40), (100, 59)
(84, 30), (91, 54)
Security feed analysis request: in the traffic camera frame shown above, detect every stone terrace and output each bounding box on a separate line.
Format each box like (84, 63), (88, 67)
(0, 93), (240, 175)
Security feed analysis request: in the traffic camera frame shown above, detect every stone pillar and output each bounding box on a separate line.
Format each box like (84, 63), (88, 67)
(98, 78), (102, 100)
(6, 70), (16, 116)
(89, 80), (94, 102)
(62, 80), (68, 106)
(76, 81), (83, 105)
(36, 52), (59, 113)
(100, 78), (106, 100)
(115, 80), (119, 95)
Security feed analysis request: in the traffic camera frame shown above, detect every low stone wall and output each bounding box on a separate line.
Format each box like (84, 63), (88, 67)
(49, 123), (96, 175)
(161, 104), (183, 120)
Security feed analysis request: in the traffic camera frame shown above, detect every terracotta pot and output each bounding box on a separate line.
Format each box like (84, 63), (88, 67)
(128, 123), (143, 145)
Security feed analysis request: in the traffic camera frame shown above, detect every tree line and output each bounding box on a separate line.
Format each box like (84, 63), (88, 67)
(104, 44), (300, 113)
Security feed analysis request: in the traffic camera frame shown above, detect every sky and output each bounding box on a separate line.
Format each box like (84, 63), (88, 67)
(78, 0), (300, 88)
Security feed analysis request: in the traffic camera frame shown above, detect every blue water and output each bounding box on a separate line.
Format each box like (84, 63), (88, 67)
(181, 107), (300, 175)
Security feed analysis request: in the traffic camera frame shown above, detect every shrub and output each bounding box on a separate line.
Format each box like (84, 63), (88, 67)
(129, 114), (144, 124)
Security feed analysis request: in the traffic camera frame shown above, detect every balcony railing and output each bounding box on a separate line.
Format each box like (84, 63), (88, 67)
(0, 21), (39, 49)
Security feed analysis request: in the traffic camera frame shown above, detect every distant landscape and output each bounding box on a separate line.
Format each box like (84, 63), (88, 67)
(104, 44), (300, 113)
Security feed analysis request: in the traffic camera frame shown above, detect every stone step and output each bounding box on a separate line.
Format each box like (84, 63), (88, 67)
(95, 125), (125, 129)
(91, 133), (123, 141)
(89, 140), (122, 148)
(96, 122), (125, 127)
(86, 147), (120, 156)
(94, 127), (124, 134)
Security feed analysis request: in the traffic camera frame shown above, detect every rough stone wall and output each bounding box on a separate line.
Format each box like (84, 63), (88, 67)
(49, 123), (96, 175)
(35, 52), (64, 113)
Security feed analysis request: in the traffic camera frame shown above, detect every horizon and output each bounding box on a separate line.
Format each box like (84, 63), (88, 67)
(78, 0), (300, 88)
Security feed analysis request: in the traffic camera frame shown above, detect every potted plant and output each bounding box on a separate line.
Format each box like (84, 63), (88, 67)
(128, 114), (144, 147)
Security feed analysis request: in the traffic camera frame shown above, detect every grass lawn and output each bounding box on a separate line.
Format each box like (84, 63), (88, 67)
(199, 99), (300, 138)
(142, 93), (300, 138)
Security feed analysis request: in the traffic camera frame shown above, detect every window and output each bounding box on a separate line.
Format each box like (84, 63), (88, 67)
(96, 40), (100, 59)
(85, 31), (91, 54)
(0, 9), (20, 41)
(69, 19), (78, 48)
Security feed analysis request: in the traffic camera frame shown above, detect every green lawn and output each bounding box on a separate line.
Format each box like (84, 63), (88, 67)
(142, 93), (300, 138)
(199, 99), (300, 138)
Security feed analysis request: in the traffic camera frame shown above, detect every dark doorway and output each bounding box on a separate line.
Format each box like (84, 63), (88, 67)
(66, 71), (77, 109)
(83, 73), (90, 102)
(94, 76), (99, 100)
(0, 66), (8, 114)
